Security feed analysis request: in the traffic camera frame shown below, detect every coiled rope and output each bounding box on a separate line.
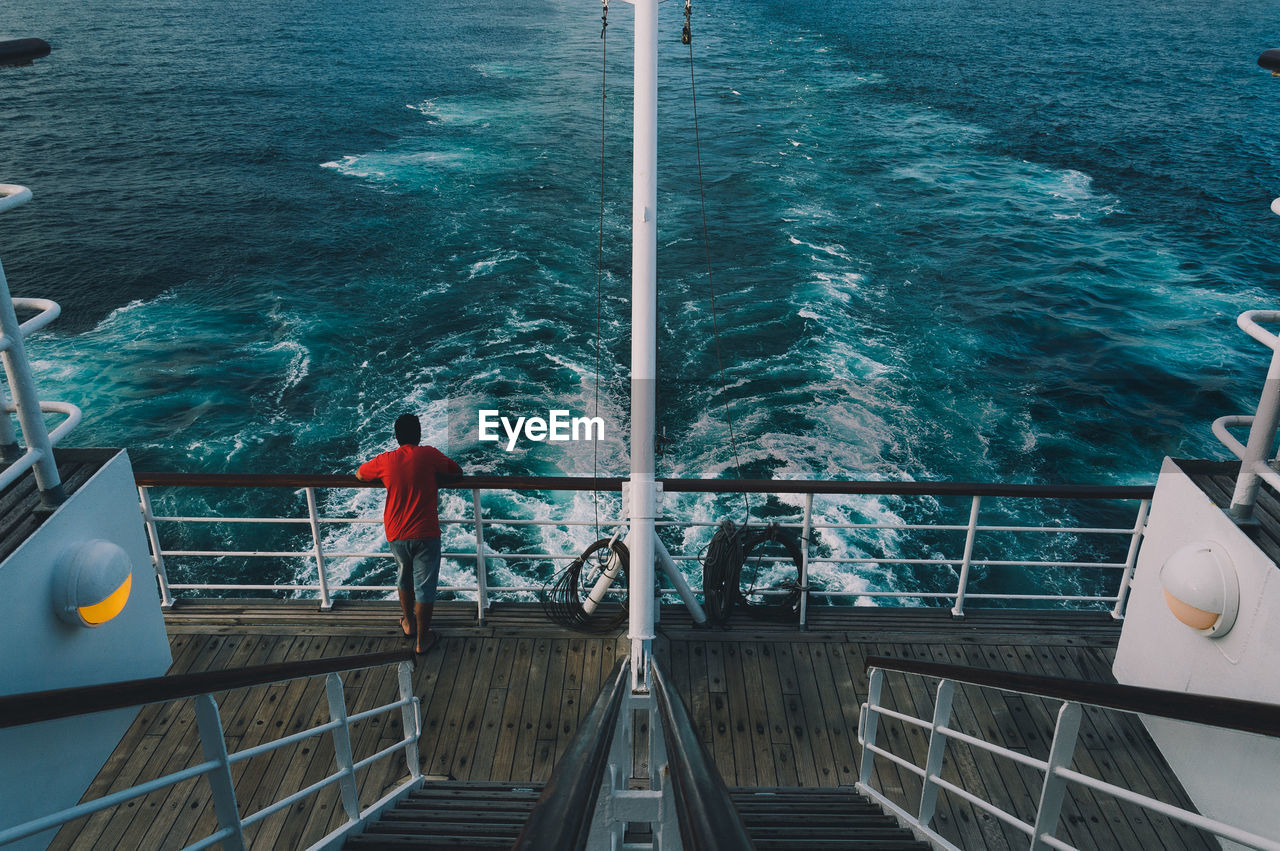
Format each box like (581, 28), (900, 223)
(542, 537), (630, 632)
(702, 520), (803, 625)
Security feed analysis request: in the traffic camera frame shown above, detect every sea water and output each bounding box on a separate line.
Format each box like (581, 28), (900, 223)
(3, 0), (1279, 604)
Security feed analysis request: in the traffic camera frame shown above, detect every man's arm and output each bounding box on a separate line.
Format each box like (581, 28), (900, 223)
(434, 449), (463, 484)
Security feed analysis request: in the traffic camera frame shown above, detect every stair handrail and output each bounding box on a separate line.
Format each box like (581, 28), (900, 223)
(863, 654), (1280, 738)
(0, 649), (412, 729)
(649, 659), (756, 850)
(513, 657), (631, 851)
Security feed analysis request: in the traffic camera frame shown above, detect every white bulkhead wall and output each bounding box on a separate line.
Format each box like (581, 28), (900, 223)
(0, 450), (171, 851)
(1114, 457), (1280, 850)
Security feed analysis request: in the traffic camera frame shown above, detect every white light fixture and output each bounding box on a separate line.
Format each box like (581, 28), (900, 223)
(1159, 541), (1239, 638)
(54, 539), (133, 628)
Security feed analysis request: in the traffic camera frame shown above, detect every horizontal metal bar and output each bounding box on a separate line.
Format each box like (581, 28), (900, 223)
(347, 696), (412, 726)
(181, 826), (237, 851)
(136, 472), (1157, 500)
(352, 738), (410, 773)
(0, 759), (218, 845)
(228, 718), (342, 764)
(863, 742), (926, 777)
(935, 725), (1048, 771)
(1054, 767), (1280, 850)
(866, 704), (933, 730)
(1037, 833), (1078, 851)
(930, 774), (1035, 835)
(240, 770), (343, 828)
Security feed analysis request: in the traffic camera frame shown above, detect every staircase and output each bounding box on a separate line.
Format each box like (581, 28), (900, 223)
(731, 787), (930, 850)
(345, 782), (541, 850)
(345, 782), (929, 850)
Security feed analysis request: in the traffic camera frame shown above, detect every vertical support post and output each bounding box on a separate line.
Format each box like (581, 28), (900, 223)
(193, 693), (246, 851)
(1111, 498), (1150, 620)
(305, 487), (333, 610)
(858, 667), (884, 784)
(139, 486), (175, 607)
(1230, 343), (1280, 521)
(472, 488), (489, 624)
(0, 237), (64, 505)
(628, 0), (659, 694)
(799, 493), (813, 631)
(918, 679), (956, 826)
(325, 672), (361, 823)
(952, 495), (982, 617)
(397, 661), (422, 779)
(1029, 701), (1083, 851)
(0, 372), (16, 460)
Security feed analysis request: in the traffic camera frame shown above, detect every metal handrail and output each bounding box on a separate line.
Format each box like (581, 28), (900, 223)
(134, 473), (1151, 620)
(857, 657), (1280, 851)
(513, 658), (631, 850)
(134, 470), (1154, 499)
(0, 653), (422, 851)
(863, 655), (1280, 739)
(649, 660), (756, 850)
(0, 183), (77, 505)
(0, 650), (411, 729)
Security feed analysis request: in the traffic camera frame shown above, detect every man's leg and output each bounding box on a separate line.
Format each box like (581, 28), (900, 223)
(398, 588), (416, 638)
(390, 540), (416, 639)
(413, 538), (443, 654)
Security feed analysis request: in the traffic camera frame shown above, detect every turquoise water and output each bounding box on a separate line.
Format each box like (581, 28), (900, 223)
(3, 0), (1280, 601)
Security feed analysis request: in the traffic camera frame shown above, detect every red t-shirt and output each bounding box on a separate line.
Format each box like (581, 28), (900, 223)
(357, 444), (462, 541)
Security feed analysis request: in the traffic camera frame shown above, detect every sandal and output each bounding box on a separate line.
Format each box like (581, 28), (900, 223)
(415, 629), (440, 656)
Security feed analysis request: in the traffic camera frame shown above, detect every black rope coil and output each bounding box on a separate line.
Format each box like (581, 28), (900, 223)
(542, 538), (630, 632)
(702, 520), (803, 625)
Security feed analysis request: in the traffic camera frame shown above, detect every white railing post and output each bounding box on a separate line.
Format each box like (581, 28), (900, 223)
(799, 492), (813, 630)
(1030, 701), (1083, 851)
(325, 672), (361, 823)
(918, 678), (956, 827)
(1229, 311), (1280, 521)
(952, 495), (982, 617)
(305, 487), (334, 610)
(193, 693), (246, 850)
(472, 489), (489, 624)
(858, 667), (884, 784)
(397, 661), (422, 779)
(138, 485), (175, 607)
(1111, 498), (1150, 619)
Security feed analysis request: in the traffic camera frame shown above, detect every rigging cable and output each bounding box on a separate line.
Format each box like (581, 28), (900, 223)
(684, 0), (751, 523)
(593, 0), (609, 541)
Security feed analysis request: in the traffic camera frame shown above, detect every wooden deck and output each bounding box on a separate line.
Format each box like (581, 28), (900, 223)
(50, 601), (1216, 850)
(0, 448), (117, 562)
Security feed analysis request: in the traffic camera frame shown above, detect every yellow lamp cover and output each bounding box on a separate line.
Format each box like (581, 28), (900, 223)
(55, 539), (134, 628)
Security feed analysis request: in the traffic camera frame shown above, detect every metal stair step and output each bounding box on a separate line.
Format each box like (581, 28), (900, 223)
(350, 834), (514, 844)
(363, 821), (523, 838)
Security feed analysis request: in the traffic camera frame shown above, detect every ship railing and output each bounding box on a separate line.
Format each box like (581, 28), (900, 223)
(0, 183), (81, 506)
(1214, 310), (1280, 522)
(0, 651), (420, 851)
(857, 655), (1280, 851)
(514, 656), (753, 850)
(134, 473), (1153, 622)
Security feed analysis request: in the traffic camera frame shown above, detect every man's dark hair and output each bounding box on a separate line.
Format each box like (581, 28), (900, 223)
(394, 413), (421, 446)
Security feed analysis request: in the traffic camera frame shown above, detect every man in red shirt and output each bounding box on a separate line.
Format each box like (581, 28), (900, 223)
(356, 413), (462, 654)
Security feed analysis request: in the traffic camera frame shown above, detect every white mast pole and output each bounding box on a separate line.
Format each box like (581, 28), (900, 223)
(628, 0), (659, 691)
